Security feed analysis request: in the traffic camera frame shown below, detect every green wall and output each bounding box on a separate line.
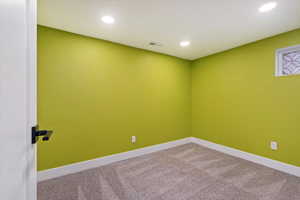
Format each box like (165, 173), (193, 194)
(38, 25), (300, 171)
(37, 26), (191, 170)
(192, 29), (300, 167)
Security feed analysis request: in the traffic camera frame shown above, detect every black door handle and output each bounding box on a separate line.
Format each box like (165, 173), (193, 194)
(32, 126), (53, 144)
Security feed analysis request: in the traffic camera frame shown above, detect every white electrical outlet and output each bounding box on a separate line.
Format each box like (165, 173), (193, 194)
(131, 136), (136, 143)
(270, 141), (278, 150)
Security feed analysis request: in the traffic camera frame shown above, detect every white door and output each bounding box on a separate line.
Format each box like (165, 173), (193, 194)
(0, 0), (37, 200)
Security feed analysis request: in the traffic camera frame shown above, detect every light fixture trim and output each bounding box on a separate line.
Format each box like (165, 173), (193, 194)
(259, 2), (277, 13)
(101, 15), (115, 24)
(180, 41), (191, 47)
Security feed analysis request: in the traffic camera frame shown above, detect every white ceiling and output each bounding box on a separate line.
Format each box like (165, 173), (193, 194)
(38, 0), (300, 60)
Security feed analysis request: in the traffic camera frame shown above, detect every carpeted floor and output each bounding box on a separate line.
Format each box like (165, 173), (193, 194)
(38, 143), (300, 200)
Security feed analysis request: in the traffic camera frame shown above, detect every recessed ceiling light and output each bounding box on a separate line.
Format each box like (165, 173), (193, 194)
(101, 16), (115, 24)
(259, 2), (277, 13)
(180, 41), (190, 47)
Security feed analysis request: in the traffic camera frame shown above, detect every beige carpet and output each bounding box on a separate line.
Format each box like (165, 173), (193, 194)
(38, 143), (300, 200)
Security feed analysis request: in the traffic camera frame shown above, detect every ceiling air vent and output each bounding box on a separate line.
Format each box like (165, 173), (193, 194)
(149, 42), (162, 47)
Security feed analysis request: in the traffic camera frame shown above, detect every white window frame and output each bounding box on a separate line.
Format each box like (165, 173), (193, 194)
(276, 44), (300, 77)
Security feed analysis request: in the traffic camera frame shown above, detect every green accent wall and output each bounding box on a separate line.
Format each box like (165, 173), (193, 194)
(37, 26), (191, 171)
(192, 29), (300, 167)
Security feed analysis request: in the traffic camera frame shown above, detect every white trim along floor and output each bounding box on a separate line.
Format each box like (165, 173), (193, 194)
(38, 137), (300, 182)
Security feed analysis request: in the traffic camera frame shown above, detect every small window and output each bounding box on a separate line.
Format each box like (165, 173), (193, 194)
(276, 45), (300, 77)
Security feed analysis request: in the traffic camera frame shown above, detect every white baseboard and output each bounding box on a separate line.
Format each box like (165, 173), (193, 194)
(38, 137), (193, 182)
(38, 136), (300, 182)
(191, 137), (300, 177)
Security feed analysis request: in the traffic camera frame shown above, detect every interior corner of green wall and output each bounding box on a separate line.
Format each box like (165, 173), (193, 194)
(37, 25), (300, 170)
